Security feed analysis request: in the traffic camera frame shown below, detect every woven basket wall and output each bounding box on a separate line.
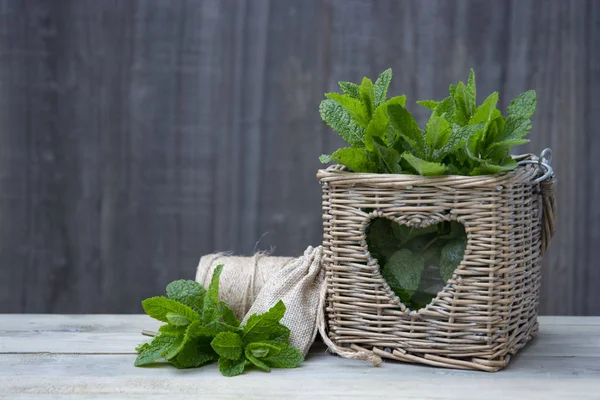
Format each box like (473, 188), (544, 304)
(317, 156), (556, 372)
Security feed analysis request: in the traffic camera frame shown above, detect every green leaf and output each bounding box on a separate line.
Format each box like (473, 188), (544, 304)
(365, 104), (390, 147)
(263, 343), (304, 369)
(242, 301), (286, 345)
(245, 350), (271, 372)
(359, 77), (375, 117)
(202, 264), (223, 324)
(325, 92), (370, 128)
(425, 115), (452, 155)
(467, 68), (476, 105)
(366, 137), (402, 174)
(210, 332), (243, 360)
(452, 81), (475, 124)
(432, 122), (485, 162)
(267, 324), (291, 343)
(469, 92), (498, 125)
(162, 334), (186, 360)
(440, 238), (467, 282)
(470, 157), (518, 175)
(319, 99), (366, 147)
(159, 324), (187, 336)
(338, 81), (361, 99)
(170, 338), (217, 369)
(166, 312), (191, 326)
(134, 334), (177, 366)
(219, 356), (246, 377)
(388, 104), (426, 157)
(383, 249), (425, 292)
(401, 153), (447, 176)
(142, 297), (200, 324)
(507, 90), (536, 119)
(416, 100), (440, 110)
(219, 301), (240, 327)
(166, 280), (206, 314)
(501, 116), (532, 142)
(373, 68), (392, 107)
(246, 342), (282, 359)
(319, 147), (376, 173)
(392, 223), (437, 244)
(367, 218), (401, 266)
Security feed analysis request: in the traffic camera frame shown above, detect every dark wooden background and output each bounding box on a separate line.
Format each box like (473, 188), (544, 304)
(0, 0), (597, 315)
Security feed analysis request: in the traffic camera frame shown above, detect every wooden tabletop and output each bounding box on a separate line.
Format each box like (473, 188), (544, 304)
(1, 315), (599, 399)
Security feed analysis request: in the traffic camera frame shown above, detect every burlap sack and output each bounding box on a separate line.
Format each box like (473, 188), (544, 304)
(195, 253), (294, 320)
(241, 245), (324, 356)
(196, 246), (324, 356)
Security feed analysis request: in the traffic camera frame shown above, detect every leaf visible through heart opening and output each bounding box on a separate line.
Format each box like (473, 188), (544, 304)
(366, 218), (467, 310)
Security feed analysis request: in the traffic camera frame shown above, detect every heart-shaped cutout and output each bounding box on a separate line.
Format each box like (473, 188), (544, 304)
(366, 218), (467, 311)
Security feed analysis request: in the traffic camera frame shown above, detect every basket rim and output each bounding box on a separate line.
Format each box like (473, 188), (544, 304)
(317, 156), (541, 187)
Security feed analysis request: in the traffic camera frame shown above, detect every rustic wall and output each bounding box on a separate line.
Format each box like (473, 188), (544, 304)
(0, 0), (597, 314)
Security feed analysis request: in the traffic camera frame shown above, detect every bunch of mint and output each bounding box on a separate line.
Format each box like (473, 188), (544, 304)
(134, 265), (303, 377)
(319, 68), (536, 176)
(366, 219), (466, 310)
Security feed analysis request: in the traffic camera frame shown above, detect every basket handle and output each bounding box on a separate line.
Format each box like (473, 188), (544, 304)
(517, 149), (556, 254)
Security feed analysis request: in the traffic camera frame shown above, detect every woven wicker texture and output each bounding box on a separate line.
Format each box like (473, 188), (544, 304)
(317, 156), (556, 372)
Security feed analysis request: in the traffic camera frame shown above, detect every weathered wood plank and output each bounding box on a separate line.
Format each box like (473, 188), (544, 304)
(1, 350), (600, 399)
(1, 315), (599, 358)
(0, 0), (597, 315)
(1, 315), (599, 398)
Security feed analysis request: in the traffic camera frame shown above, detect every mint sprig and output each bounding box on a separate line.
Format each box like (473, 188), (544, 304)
(320, 68), (536, 176)
(135, 265), (304, 376)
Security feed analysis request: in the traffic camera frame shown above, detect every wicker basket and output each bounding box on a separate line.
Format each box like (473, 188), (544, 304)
(317, 153), (556, 371)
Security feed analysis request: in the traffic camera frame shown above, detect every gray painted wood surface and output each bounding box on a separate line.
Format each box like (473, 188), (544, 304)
(0, 0), (597, 314)
(1, 315), (600, 399)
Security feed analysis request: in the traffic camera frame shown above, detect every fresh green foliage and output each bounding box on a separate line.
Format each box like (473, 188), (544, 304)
(135, 265), (303, 376)
(320, 68), (536, 176)
(366, 218), (467, 310)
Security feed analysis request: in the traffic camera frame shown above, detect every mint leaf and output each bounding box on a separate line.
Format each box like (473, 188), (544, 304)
(135, 334), (177, 366)
(219, 301), (240, 327)
(142, 296), (200, 324)
(210, 332), (243, 360)
(319, 99), (366, 147)
(440, 238), (467, 282)
(507, 90), (536, 119)
(365, 103), (391, 144)
(166, 312), (191, 326)
(242, 301), (286, 345)
(425, 115), (452, 155)
(470, 158), (518, 175)
(159, 324), (187, 336)
(401, 153), (447, 176)
(245, 350), (271, 372)
(373, 68), (392, 107)
(170, 338), (217, 369)
(320, 147), (376, 173)
(338, 81), (360, 99)
(453, 80), (475, 124)
(384, 249), (425, 292)
(162, 334), (186, 360)
(469, 92), (498, 125)
(416, 99), (439, 110)
(267, 324), (290, 343)
(166, 280), (206, 314)
(432, 122), (485, 161)
(202, 264), (223, 324)
(359, 77), (375, 117)
(219, 356), (246, 377)
(325, 92), (370, 128)
(388, 104), (426, 157)
(246, 342), (282, 359)
(263, 343), (304, 369)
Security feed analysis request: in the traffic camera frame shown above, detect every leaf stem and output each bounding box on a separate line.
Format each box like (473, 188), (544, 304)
(142, 330), (157, 337)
